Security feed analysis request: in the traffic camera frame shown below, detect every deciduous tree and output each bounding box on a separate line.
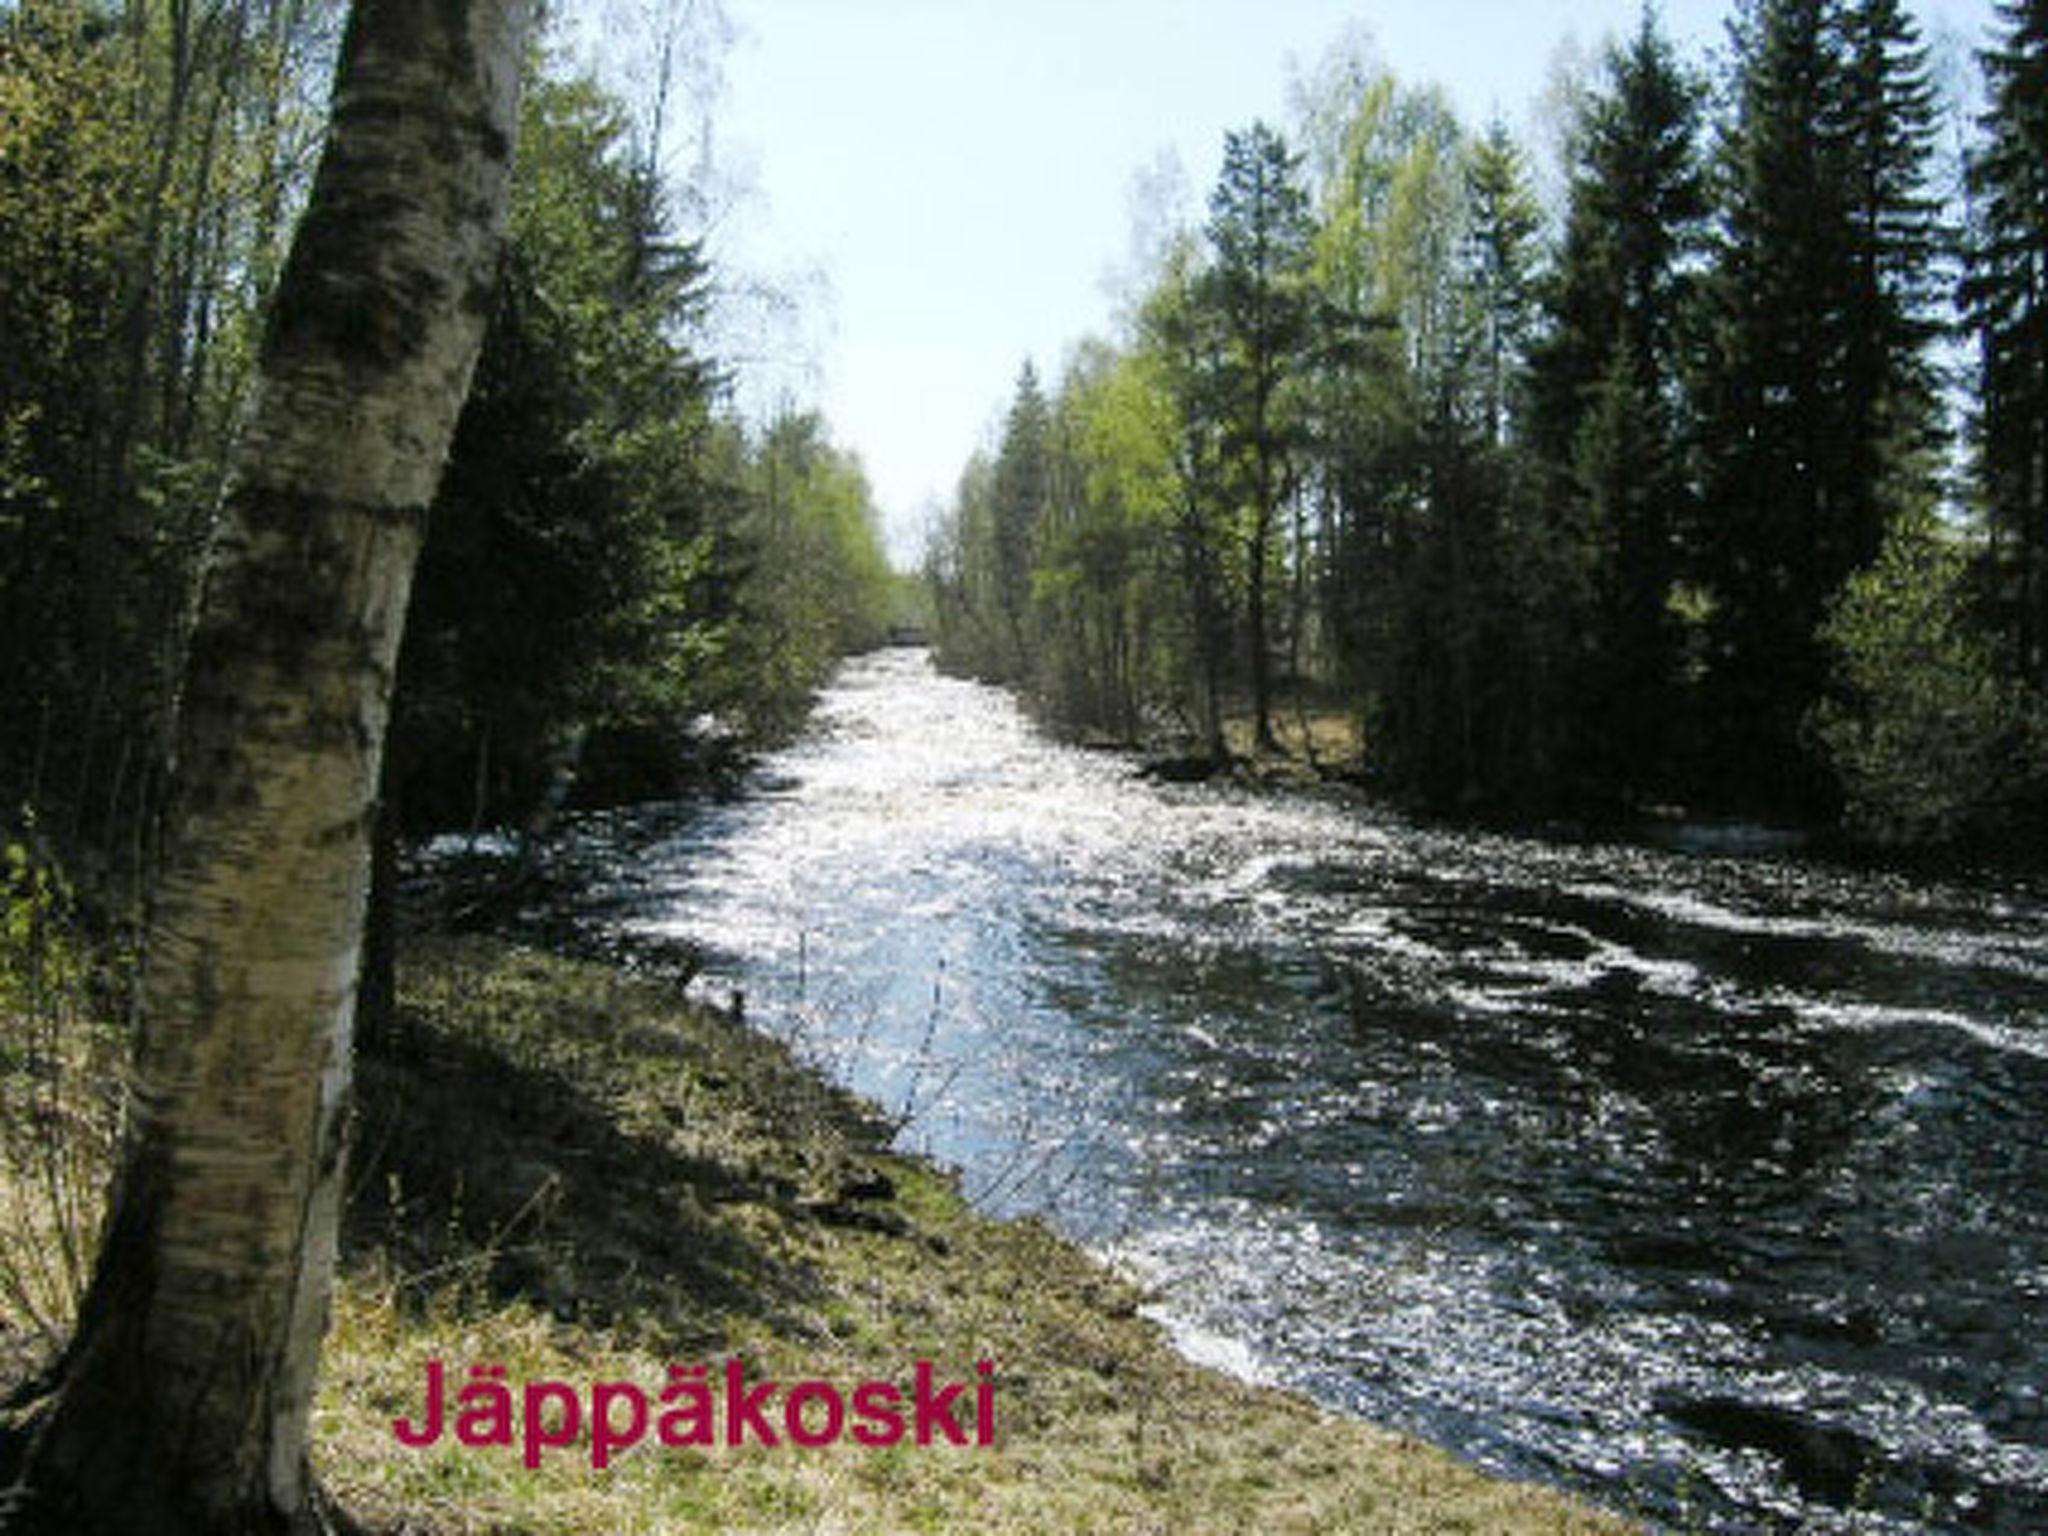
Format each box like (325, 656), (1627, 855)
(1, 2), (531, 1529)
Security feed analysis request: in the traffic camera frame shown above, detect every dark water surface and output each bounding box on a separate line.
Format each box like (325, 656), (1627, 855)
(528, 650), (2048, 1532)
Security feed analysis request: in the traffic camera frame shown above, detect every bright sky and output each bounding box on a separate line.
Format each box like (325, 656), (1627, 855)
(693, 0), (1999, 566)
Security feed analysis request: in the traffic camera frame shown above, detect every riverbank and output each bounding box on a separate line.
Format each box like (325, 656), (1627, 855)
(314, 935), (1639, 1532)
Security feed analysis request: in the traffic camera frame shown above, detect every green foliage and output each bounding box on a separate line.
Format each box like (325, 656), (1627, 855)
(1301, 77), (1558, 808)
(989, 363), (1053, 682)
(1462, 121), (1543, 445)
(1811, 518), (2044, 846)
(930, 123), (1323, 758)
(0, 4), (152, 835)
(2, 6), (892, 852)
(1205, 121), (1316, 748)
(1525, 11), (1709, 801)
(1963, 0), (2048, 688)
(1692, 0), (1948, 809)
(392, 58), (723, 829)
(716, 411), (895, 739)
(927, 448), (1006, 681)
(392, 50), (891, 830)
(919, 9), (2048, 846)
(1034, 342), (1180, 738)
(0, 834), (81, 1020)
(1137, 237), (1240, 754)
(929, 79), (1612, 806)
(0, 0), (341, 876)
(7, 0), (2048, 854)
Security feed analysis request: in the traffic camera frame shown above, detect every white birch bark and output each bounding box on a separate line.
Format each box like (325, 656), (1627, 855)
(8, 2), (532, 1529)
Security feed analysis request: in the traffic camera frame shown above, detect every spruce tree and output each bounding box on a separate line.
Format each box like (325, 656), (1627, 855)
(1695, 0), (1841, 806)
(1692, 0), (1943, 811)
(1828, 0), (1946, 579)
(991, 362), (1052, 682)
(1463, 120), (1543, 448)
(1526, 8), (1708, 803)
(1965, 0), (2048, 686)
(1205, 122), (1314, 751)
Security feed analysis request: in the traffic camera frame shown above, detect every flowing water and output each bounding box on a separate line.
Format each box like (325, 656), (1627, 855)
(530, 648), (2048, 1532)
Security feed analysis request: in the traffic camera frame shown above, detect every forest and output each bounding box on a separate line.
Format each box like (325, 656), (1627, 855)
(927, 0), (2048, 853)
(0, 0), (901, 908)
(5, 0), (2045, 893)
(1, 2), (2046, 1532)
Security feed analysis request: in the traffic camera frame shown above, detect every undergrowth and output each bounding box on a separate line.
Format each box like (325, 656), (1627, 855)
(0, 832), (121, 1375)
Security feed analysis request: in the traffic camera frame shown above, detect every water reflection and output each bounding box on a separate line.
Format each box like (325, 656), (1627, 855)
(529, 649), (2048, 1534)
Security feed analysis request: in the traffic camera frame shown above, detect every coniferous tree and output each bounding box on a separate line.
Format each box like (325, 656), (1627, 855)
(1297, 70), (1438, 772)
(1693, 0), (1942, 811)
(1406, 122), (1544, 807)
(1205, 122), (1314, 750)
(1966, 0), (2048, 686)
(1695, 0), (1843, 806)
(1463, 119), (1542, 449)
(927, 450), (1010, 681)
(991, 361), (1052, 682)
(390, 62), (723, 833)
(1527, 9), (1708, 803)
(1145, 237), (1238, 759)
(1829, 0), (1947, 565)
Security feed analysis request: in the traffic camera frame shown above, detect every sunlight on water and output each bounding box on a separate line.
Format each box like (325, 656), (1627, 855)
(547, 649), (2048, 1534)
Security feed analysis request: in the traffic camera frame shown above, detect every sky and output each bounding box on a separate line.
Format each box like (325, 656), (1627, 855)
(672, 0), (2001, 566)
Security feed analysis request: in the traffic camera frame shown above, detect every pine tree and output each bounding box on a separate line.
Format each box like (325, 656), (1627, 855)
(1965, 0), (2048, 686)
(1143, 237), (1237, 760)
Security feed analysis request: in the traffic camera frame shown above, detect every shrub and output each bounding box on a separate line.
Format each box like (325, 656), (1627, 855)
(1809, 516), (2046, 848)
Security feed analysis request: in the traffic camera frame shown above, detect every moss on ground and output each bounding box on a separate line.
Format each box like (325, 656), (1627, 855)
(315, 936), (1638, 1534)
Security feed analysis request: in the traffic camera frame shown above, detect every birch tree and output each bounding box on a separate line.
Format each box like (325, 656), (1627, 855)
(1, 0), (531, 1529)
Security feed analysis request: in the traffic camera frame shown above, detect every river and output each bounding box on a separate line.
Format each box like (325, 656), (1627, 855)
(524, 647), (2048, 1533)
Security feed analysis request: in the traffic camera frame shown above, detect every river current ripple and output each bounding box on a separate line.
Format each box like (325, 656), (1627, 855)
(534, 649), (2048, 1532)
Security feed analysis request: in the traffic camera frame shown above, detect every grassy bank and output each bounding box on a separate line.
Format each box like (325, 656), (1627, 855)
(4, 933), (1638, 1532)
(322, 938), (1636, 1533)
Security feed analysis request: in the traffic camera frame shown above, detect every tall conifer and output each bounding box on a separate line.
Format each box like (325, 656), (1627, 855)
(1526, 9), (1708, 801)
(1965, 0), (2048, 685)
(1206, 123), (1314, 750)
(1693, 0), (1943, 808)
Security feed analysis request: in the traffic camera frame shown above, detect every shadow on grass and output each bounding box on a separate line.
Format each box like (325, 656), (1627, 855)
(344, 945), (883, 1353)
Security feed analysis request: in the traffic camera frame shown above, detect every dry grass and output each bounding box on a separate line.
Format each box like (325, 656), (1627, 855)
(1, 927), (1639, 1532)
(316, 938), (1639, 1535)
(1212, 706), (1369, 788)
(0, 845), (121, 1384)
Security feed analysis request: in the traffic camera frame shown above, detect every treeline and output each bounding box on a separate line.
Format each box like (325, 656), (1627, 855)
(0, 0), (898, 890)
(928, 0), (2048, 850)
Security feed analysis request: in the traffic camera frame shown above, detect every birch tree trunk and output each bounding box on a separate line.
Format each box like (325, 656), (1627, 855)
(3, 1), (530, 1529)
